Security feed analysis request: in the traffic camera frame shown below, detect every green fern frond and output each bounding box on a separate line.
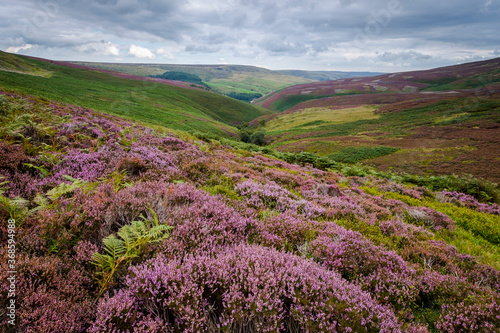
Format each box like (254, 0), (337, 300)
(102, 235), (126, 261)
(146, 224), (173, 241)
(23, 163), (50, 178)
(46, 176), (87, 200)
(91, 252), (108, 269)
(91, 206), (173, 298)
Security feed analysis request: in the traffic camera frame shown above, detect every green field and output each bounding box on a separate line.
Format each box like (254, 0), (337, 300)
(266, 106), (379, 132)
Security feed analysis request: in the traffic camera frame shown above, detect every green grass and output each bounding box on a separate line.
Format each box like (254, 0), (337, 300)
(0, 53), (273, 136)
(0, 50), (52, 77)
(376, 191), (500, 270)
(270, 94), (334, 112)
(267, 90), (383, 112)
(266, 106), (379, 132)
(327, 146), (399, 164)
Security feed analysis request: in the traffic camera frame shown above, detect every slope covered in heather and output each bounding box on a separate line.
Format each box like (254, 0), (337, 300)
(256, 57), (500, 111)
(1, 88), (500, 332)
(0, 51), (272, 136)
(254, 57), (500, 183)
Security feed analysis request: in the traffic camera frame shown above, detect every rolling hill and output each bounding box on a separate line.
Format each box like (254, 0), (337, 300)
(0, 51), (272, 136)
(254, 57), (500, 183)
(276, 69), (385, 81)
(70, 62), (315, 96)
(70, 62), (386, 98)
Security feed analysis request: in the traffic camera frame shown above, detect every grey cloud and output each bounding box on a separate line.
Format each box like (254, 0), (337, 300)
(377, 51), (432, 63)
(185, 44), (222, 54)
(0, 0), (499, 70)
(259, 38), (308, 55)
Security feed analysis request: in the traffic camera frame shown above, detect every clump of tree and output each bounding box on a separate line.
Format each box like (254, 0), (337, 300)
(238, 122), (267, 146)
(227, 92), (263, 103)
(153, 71), (204, 84)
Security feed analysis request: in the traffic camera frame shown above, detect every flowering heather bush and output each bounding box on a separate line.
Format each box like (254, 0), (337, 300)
(308, 227), (409, 281)
(378, 218), (434, 242)
(129, 144), (177, 172)
(436, 296), (500, 332)
(147, 183), (254, 254)
(0, 142), (29, 172)
(105, 181), (167, 229)
(93, 245), (402, 332)
(51, 150), (108, 182)
(263, 168), (314, 189)
(236, 180), (324, 218)
(377, 181), (426, 200)
(406, 206), (455, 230)
(0, 254), (95, 332)
(255, 212), (318, 251)
(437, 190), (500, 215)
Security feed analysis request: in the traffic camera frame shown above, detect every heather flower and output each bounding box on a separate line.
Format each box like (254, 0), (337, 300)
(436, 296), (500, 332)
(406, 206), (455, 230)
(94, 245), (402, 332)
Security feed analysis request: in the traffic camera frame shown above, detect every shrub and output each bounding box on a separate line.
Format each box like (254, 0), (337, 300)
(405, 206), (455, 231)
(92, 245), (402, 332)
(0, 142), (29, 172)
(0, 254), (95, 332)
(117, 156), (145, 175)
(436, 296), (500, 332)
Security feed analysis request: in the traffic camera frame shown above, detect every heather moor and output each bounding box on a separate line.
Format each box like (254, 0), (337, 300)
(1, 0), (500, 331)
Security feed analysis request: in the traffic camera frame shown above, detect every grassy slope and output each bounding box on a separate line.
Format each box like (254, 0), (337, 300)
(265, 96), (500, 180)
(0, 52), (272, 135)
(0, 50), (52, 77)
(71, 62), (314, 95)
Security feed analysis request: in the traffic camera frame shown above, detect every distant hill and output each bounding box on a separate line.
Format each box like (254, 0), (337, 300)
(0, 51), (272, 136)
(70, 62), (388, 98)
(71, 62), (315, 96)
(276, 69), (385, 81)
(256, 57), (500, 111)
(254, 57), (500, 183)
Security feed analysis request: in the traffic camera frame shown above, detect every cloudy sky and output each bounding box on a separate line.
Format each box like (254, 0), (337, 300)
(1, 0), (499, 72)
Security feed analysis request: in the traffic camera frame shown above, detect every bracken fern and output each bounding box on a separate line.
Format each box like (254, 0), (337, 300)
(92, 206), (173, 297)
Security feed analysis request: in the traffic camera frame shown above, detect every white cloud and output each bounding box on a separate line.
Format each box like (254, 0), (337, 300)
(156, 45), (185, 60)
(129, 44), (155, 58)
(6, 44), (34, 53)
(75, 41), (120, 56)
